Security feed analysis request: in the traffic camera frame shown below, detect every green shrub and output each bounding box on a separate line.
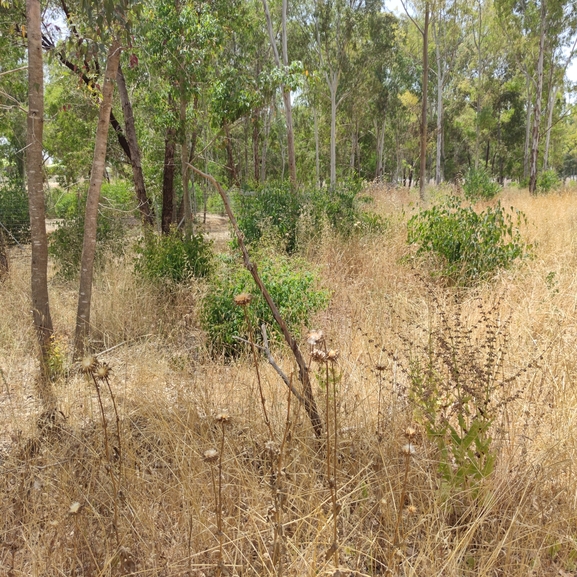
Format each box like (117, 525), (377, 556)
(234, 182), (302, 252)
(100, 181), (137, 212)
(201, 253), (329, 357)
(49, 207), (127, 280)
(0, 179), (30, 243)
(234, 180), (386, 253)
(463, 167), (500, 201)
(537, 169), (560, 193)
(407, 196), (530, 284)
(49, 188), (78, 218)
(134, 228), (213, 283)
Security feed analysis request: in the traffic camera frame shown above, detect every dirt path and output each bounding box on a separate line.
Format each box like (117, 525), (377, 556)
(45, 214), (231, 240)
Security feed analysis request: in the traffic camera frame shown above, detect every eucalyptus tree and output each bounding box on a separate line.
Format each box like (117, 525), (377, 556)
(496, 0), (577, 192)
(26, 0), (55, 394)
(140, 0), (225, 229)
(431, 0), (463, 183)
(262, 0), (298, 185)
(305, 0), (376, 187)
(40, 1), (154, 224)
(399, 0), (430, 199)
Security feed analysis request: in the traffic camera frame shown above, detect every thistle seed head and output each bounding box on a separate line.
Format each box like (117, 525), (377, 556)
(404, 426), (417, 439)
(81, 355), (98, 374)
(306, 329), (324, 346)
(215, 411), (230, 424)
(95, 362), (111, 380)
(311, 348), (327, 363)
(327, 349), (340, 362)
(234, 293), (252, 307)
(203, 448), (219, 463)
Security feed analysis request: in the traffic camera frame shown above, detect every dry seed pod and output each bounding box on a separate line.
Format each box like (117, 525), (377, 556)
(311, 348), (328, 363)
(95, 362), (111, 380)
(203, 449), (219, 463)
(215, 411), (230, 424)
(234, 293), (252, 306)
(81, 355), (98, 374)
(327, 349), (340, 362)
(404, 426), (417, 439)
(402, 443), (416, 456)
(307, 329), (324, 345)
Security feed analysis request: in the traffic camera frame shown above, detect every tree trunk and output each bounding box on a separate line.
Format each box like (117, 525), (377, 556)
(161, 126), (176, 234)
(375, 118), (386, 179)
(74, 41), (121, 357)
(419, 3), (430, 201)
(329, 72), (338, 188)
(543, 85), (557, 171)
(27, 0), (55, 394)
(529, 4), (546, 194)
(180, 91), (193, 229)
(116, 64), (154, 225)
(523, 74), (532, 180)
(314, 105), (320, 186)
(260, 107), (270, 182)
(262, 0), (297, 186)
(253, 109), (260, 182)
(224, 123), (238, 187)
(434, 24), (444, 185)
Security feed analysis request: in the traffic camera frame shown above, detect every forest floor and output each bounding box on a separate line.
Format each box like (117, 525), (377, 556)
(2, 184), (577, 576)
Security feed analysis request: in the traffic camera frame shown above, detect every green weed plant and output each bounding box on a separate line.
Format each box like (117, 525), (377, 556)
(407, 196), (530, 284)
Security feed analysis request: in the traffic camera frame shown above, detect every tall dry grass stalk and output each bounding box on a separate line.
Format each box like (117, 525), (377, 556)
(2, 187), (577, 575)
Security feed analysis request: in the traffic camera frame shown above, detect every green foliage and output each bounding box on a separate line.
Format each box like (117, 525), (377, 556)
(49, 198), (127, 280)
(537, 169), (561, 193)
(200, 253), (329, 357)
(234, 181), (387, 253)
(134, 228), (213, 283)
(463, 167), (501, 201)
(234, 183), (301, 252)
(407, 197), (530, 284)
(0, 179), (30, 243)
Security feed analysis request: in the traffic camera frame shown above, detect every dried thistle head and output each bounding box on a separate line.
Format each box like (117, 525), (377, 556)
(327, 349), (340, 363)
(81, 355), (98, 374)
(265, 440), (279, 455)
(404, 426), (417, 439)
(234, 293), (252, 307)
(203, 448), (219, 463)
(95, 362), (111, 380)
(215, 411), (230, 425)
(307, 329), (324, 346)
(311, 348), (327, 363)
(401, 443), (416, 456)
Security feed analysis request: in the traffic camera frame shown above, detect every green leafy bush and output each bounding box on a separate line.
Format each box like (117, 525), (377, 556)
(49, 208), (127, 280)
(234, 181), (387, 253)
(463, 167), (500, 201)
(537, 169), (560, 193)
(407, 196), (530, 284)
(201, 253), (329, 357)
(0, 179), (30, 243)
(50, 182), (137, 219)
(134, 228), (213, 283)
(234, 182), (301, 252)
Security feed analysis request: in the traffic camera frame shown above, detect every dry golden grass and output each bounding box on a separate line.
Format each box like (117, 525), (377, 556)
(1, 186), (577, 576)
